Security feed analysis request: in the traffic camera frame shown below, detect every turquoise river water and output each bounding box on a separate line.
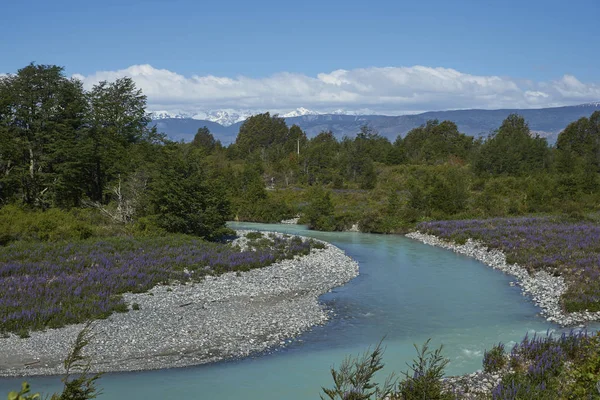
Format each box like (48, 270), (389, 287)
(2, 222), (595, 399)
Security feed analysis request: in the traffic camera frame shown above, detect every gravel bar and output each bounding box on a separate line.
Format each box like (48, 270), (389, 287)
(0, 231), (359, 377)
(406, 231), (600, 327)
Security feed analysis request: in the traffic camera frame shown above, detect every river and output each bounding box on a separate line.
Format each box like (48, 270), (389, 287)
(0, 223), (576, 399)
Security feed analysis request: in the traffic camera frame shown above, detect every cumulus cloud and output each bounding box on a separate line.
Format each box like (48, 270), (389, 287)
(72, 65), (600, 115)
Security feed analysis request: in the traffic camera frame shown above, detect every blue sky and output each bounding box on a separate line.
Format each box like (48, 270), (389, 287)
(2, 0), (599, 114)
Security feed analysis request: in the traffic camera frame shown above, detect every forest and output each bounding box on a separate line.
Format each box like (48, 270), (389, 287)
(2, 63), (599, 242)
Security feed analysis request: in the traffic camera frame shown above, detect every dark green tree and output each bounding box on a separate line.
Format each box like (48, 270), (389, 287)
(387, 135), (407, 165)
(304, 131), (340, 185)
(0, 63), (88, 207)
(146, 143), (230, 239)
(191, 126), (219, 152)
(303, 186), (335, 231)
(85, 77), (150, 203)
(473, 114), (549, 176)
(403, 120), (473, 164)
(556, 111), (600, 172)
(235, 112), (289, 157)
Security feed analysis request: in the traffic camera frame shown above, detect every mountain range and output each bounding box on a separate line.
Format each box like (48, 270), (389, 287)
(150, 103), (600, 145)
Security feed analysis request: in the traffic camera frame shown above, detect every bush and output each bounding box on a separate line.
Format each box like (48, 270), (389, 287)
(321, 340), (396, 400)
(303, 187), (336, 231)
(398, 339), (454, 400)
(0, 205), (104, 245)
(483, 343), (507, 373)
(245, 231), (263, 240)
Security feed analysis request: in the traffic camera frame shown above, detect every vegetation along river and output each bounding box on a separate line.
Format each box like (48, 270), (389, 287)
(2, 222), (596, 399)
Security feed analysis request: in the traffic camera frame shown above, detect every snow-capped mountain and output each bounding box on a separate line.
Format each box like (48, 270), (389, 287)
(151, 102), (600, 145)
(149, 110), (191, 120)
(281, 107), (319, 118)
(152, 107), (336, 125)
(150, 109), (256, 126)
(189, 110), (256, 126)
(578, 102), (600, 107)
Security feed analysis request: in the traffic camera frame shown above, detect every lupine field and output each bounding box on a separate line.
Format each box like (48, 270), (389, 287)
(0, 233), (321, 336)
(487, 330), (600, 399)
(417, 217), (600, 313)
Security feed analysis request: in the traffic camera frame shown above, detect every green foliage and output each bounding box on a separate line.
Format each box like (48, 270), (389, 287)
(402, 120), (474, 164)
(358, 209), (387, 233)
(303, 131), (341, 185)
(7, 382), (40, 400)
(230, 166), (294, 223)
(398, 339), (453, 400)
(146, 143), (231, 240)
(245, 231), (263, 240)
(559, 332), (600, 399)
(0, 205), (107, 245)
(321, 340), (396, 400)
(556, 111), (600, 172)
(53, 323), (103, 400)
(406, 166), (470, 217)
(85, 77), (151, 204)
(302, 187), (336, 231)
(7, 324), (102, 400)
(483, 343), (507, 374)
(0, 64), (88, 208)
(191, 126), (219, 152)
(235, 112), (290, 158)
(473, 114), (550, 176)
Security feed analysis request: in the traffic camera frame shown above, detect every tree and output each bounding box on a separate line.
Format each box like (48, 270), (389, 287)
(304, 131), (340, 185)
(303, 186), (335, 231)
(235, 112), (289, 157)
(85, 77), (150, 203)
(191, 126), (219, 152)
(473, 114), (549, 176)
(556, 111), (600, 172)
(0, 63), (88, 207)
(387, 135), (407, 165)
(354, 125), (393, 164)
(402, 120), (473, 164)
(285, 124), (308, 155)
(146, 143), (230, 239)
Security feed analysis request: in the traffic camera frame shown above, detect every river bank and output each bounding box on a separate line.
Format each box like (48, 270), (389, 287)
(0, 232), (359, 377)
(406, 231), (600, 327)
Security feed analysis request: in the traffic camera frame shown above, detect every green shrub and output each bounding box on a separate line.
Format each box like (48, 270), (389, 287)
(7, 323), (102, 400)
(7, 382), (40, 400)
(483, 343), (506, 373)
(321, 340), (396, 400)
(398, 339), (454, 400)
(303, 187), (335, 231)
(358, 210), (387, 233)
(0, 205), (107, 245)
(245, 231), (263, 240)
(559, 332), (600, 399)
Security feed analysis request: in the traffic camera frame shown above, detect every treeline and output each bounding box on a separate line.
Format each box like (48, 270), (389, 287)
(221, 107), (600, 231)
(2, 62), (600, 238)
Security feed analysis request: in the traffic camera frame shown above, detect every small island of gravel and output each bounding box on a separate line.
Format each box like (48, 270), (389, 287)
(0, 231), (358, 377)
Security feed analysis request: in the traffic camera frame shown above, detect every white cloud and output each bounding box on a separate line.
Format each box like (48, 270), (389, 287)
(73, 65), (600, 115)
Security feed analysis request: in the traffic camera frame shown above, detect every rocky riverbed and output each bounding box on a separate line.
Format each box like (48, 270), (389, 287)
(406, 231), (600, 327)
(0, 232), (359, 377)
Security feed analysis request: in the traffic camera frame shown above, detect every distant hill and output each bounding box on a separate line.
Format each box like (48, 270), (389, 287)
(150, 103), (600, 145)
